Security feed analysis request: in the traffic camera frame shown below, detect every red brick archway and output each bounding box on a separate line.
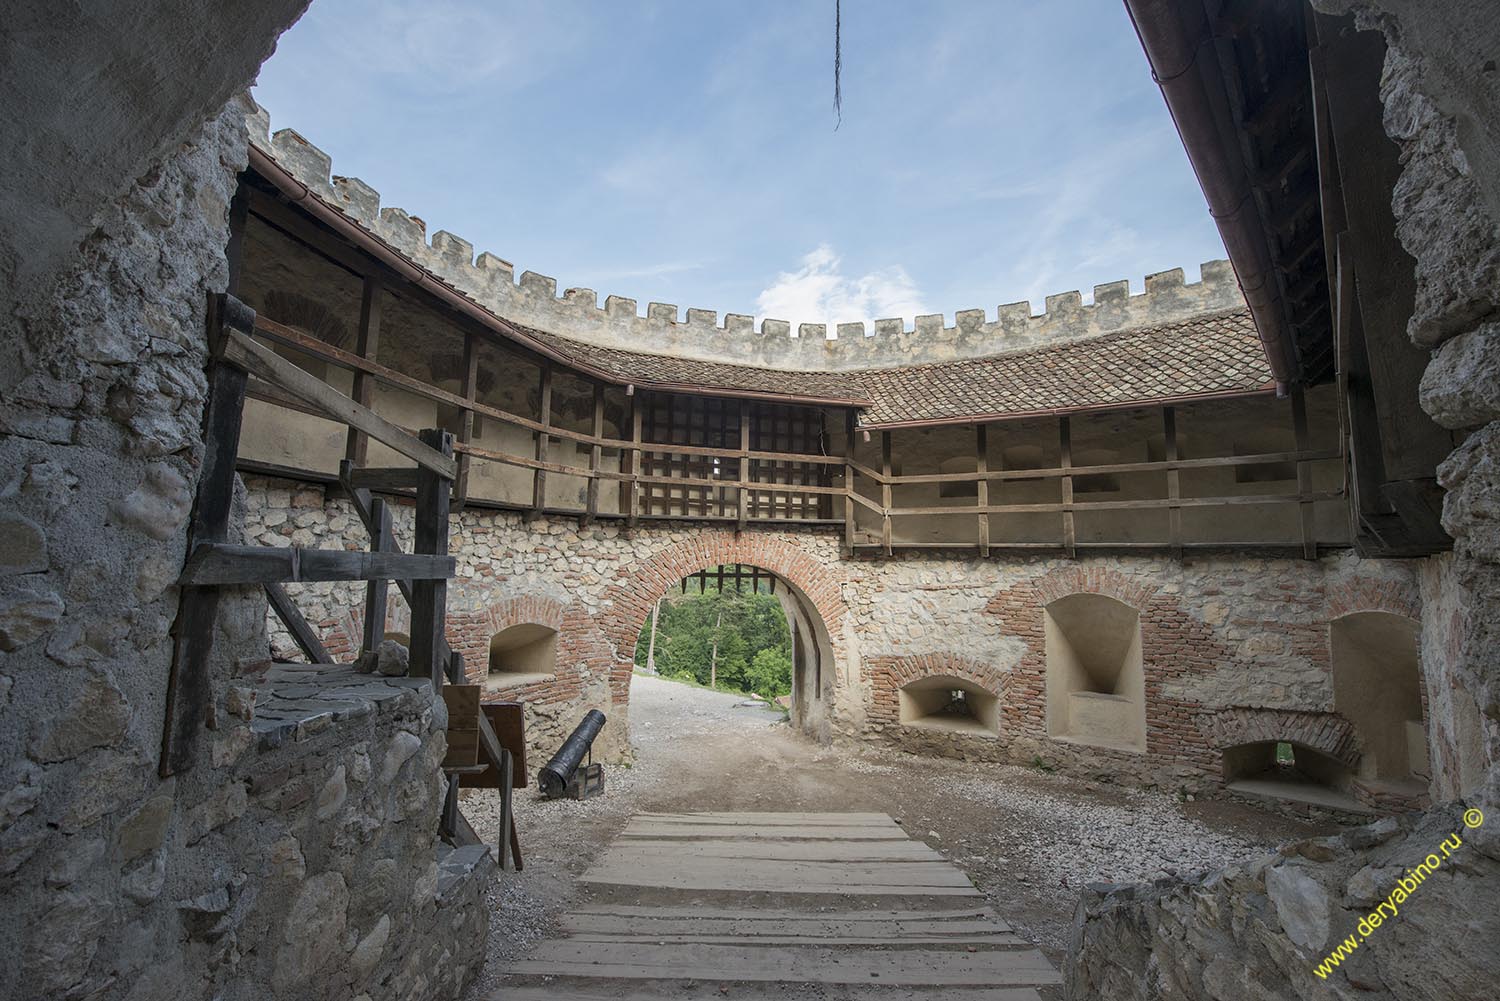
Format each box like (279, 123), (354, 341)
(595, 531), (850, 700)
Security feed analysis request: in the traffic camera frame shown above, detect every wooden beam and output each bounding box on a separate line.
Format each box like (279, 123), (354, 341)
(1059, 415), (1076, 558)
(628, 394), (644, 528)
(264, 582), (332, 663)
(975, 423), (990, 558)
(161, 298), (250, 778)
(345, 276), (382, 465)
(179, 543), (455, 585)
(1291, 388), (1318, 560)
(583, 383), (604, 527)
(361, 496), (391, 659)
(219, 327), (457, 478)
(737, 400), (750, 532)
(1164, 407), (1182, 558)
(456, 331), (480, 504)
(411, 428), (454, 688)
(843, 412), (857, 553)
(346, 466), (419, 492)
(528, 364), (552, 521)
(880, 431), (893, 557)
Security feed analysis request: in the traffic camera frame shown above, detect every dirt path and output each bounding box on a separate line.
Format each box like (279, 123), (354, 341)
(461, 675), (1338, 999)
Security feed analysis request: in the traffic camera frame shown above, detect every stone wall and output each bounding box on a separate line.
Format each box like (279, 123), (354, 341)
(1065, 3), (1500, 997)
(244, 475), (1424, 802)
(0, 99), (487, 1001)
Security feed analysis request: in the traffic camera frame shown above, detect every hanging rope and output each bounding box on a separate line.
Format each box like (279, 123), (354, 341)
(834, 0), (843, 129)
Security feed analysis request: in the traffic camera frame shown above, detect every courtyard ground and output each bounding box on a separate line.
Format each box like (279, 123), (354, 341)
(461, 674), (1341, 998)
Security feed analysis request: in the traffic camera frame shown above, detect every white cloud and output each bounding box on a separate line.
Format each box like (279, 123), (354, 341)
(755, 245), (926, 332)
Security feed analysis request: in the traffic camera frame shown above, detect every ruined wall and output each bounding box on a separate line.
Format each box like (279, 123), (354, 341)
(245, 475), (1421, 802)
(0, 100), (486, 1001)
(1066, 4), (1500, 997)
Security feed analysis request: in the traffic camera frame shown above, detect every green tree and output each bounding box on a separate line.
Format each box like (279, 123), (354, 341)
(633, 581), (793, 694)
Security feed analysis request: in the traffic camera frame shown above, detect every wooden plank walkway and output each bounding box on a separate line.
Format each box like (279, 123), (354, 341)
(494, 811), (1061, 1000)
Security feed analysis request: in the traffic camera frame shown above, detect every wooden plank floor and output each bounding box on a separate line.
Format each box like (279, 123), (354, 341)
(494, 811), (1061, 1000)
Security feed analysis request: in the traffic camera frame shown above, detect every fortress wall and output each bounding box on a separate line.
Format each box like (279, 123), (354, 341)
(245, 475), (1420, 801)
(0, 98), (487, 1001)
(247, 104), (1248, 374)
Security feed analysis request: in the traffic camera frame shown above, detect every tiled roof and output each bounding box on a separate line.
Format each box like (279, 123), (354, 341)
(850, 308), (1273, 425)
(528, 308), (1273, 425)
(519, 324), (868, 404)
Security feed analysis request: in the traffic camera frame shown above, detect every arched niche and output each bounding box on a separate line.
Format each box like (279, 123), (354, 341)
(898, 675), (999, 736)
(487, 622), (558, 690)
(1223, 740), (1366, 813)
(1044, 592), (1146, 752)
(1330, 611), (1426, 782)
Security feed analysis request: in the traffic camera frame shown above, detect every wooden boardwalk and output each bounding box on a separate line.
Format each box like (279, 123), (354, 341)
(495, 811), (1061, 1000)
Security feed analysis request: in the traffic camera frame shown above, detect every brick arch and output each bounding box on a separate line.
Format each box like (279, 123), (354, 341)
(867, 652), (1008, 731)
(595, 531), (850, 698)
(481, 594), (567, 635)
(1028, 566), (1160, 611)
(1326, 577), (1421, 621)
(1198, 707), (1361, 768)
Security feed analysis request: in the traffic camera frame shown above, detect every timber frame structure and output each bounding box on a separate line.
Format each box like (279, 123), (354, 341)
(232, 145), (1353, 560)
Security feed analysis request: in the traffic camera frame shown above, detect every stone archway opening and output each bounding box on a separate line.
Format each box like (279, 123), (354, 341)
(487, 622), (559, 690)
(630, 562), (836, 742)
(1223, 739), (1365, 813)
(1330, 611), (1426, 789)
(898, 675), (999, 736)
(1043, 592), (1146, 752)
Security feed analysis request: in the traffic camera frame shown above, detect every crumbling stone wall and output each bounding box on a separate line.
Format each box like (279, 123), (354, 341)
(1066, 4), (1500, 997)
(245, 475), (1423, 802)
(0, 100), (486, 1001)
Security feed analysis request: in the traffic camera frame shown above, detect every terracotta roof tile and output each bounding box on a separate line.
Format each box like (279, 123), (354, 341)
(525, 308), (1273, 425)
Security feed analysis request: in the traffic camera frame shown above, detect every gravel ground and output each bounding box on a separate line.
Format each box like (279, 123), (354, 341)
(458, 674), (1343, 998)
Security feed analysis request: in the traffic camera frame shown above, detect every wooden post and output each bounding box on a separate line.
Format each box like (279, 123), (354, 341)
(411, 428), (454, 688)
(1164, 407), (1182, 558)
(737, 400), (750, 532)
(527, 364), (551, 521)
(361, 496), (391, 658)
(1059, 415), (1076, 558)
(345, 277), (382, 466)
(975, 423), (991, 557)
(880, 430), (893, 557)
(583, 383), (604, 527)
(844, 411), (857, 553)
(455, 332), (479, 506)
(1292, 387), (1318, 560)
(161, 296), (252, 777)
(627, 393), (644, 527)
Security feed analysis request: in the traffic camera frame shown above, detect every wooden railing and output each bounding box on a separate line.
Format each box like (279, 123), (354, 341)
(242, 313), (1342, 558)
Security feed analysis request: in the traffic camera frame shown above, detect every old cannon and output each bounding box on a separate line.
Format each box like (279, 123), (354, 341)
(538, 709), (606, 800)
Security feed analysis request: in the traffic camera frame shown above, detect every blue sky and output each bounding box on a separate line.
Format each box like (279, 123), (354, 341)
(252, 0), (1226, 328)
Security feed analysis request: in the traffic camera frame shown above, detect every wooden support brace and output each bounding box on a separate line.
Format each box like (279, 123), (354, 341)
(411, 428), (454, 688)
(737, 400), (750, 533)
(583, 383), (603, 527)
(179, 543), (453, 585)
(627, 394), (643, 528)
(346, 466), (420, 492)
(976, 423), (991, 557)
(361, 496), (390, 659)
(1164, 407), (1182, 558)
(527, 365), (552, 521)
(161, 295), (252, 778)
(264, 582), (332, 663)
(345, 277), (382, 466)
(880, 431), (893, 557)
(456, 331), (479, 506)
(1059, 415), (1076, 559)
(219, 327), (456, 478)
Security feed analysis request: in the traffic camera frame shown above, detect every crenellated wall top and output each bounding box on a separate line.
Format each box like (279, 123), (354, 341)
(247, 102), (1247, 373)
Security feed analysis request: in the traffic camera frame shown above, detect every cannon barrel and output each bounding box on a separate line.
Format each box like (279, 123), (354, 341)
(538, 709), (606, 797)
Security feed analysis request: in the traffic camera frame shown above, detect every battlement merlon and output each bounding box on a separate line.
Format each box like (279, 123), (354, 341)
(248, 107), (1249, 374)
